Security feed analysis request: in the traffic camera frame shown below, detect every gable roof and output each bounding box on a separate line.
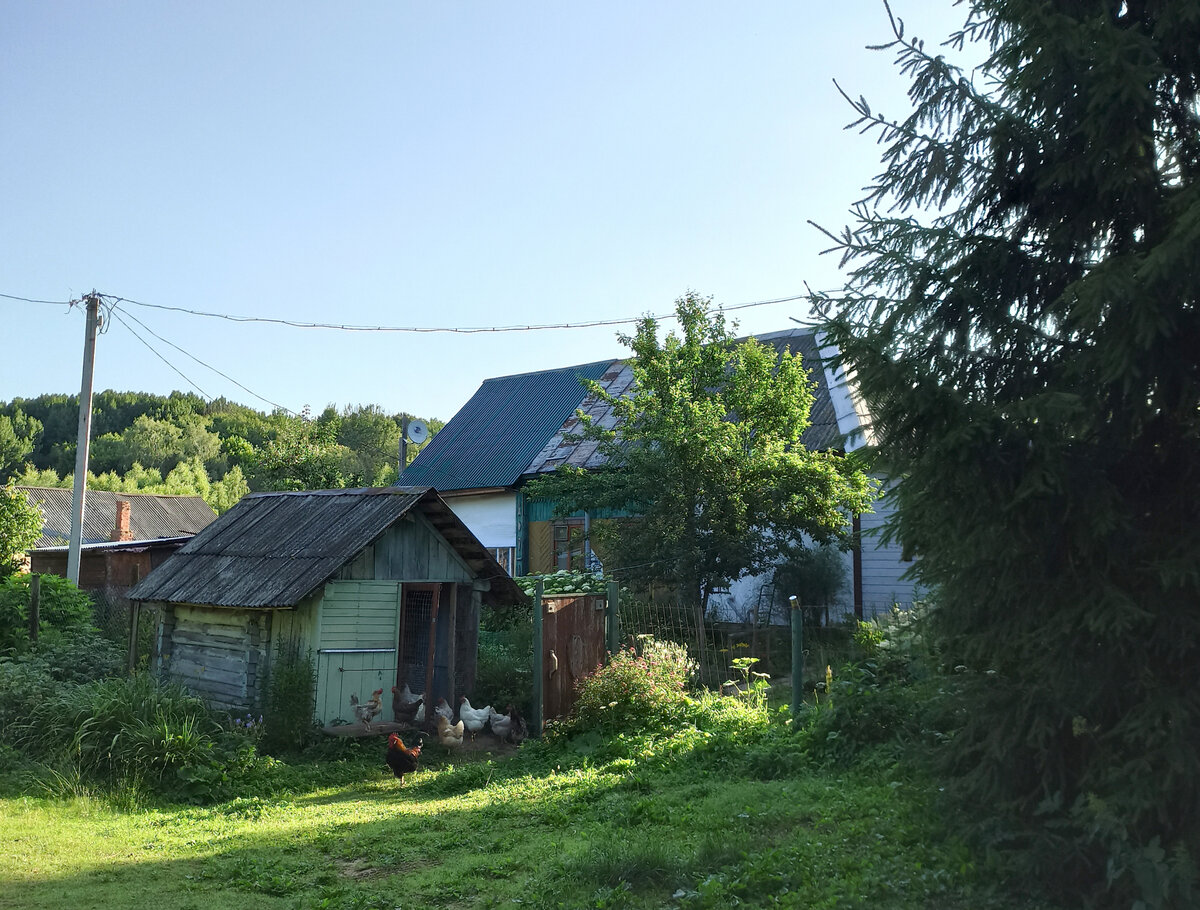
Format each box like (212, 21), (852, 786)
(128, 486), (525, 608)
(17, 486), (217, 548)
(401, 327), (859, 492)
(398, 360), (613, 491)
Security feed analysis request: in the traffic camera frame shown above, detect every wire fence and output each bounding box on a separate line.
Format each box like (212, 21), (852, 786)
(89, 587), (160, 671)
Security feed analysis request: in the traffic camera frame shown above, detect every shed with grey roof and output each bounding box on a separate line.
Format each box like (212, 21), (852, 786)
(130, 486), (526, 725)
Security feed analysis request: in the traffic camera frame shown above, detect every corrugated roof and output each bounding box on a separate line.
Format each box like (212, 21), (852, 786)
(398, 360), (614, 492)
(17, 487), (217, 547)
(397, 328), (856, 492)
(128, 486), (525, 608)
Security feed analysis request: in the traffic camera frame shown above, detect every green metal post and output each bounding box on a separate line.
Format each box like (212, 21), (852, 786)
(606, 580), (619, 657)
(790, 594), (804, 722)
(531, 578), (544, 738)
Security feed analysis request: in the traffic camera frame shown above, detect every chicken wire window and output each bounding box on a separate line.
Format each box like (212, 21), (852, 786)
(397, 588), (433, 692)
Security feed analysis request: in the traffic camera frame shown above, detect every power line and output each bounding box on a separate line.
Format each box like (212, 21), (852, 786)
(107, 292), (808, 334)
(0, 292), (76, 306)
(112, 304), (296, 416)
(110, 309), (214, 401)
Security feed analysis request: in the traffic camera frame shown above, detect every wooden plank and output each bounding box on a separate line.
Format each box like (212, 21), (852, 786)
(423, 585), (440, 732)
(446, 582), (457, 706)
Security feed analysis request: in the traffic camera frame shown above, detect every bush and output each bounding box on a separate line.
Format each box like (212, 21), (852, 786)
(558, 635), (692, 736)
(475, 624), (533, 717)
(260, 639), (316, 755)
(0, 573), (98, 653)
(13, 673), (222, 789)
(0, 631), (123, 736)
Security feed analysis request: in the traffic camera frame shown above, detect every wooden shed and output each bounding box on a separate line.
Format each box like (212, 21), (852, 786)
(128, 487), (526, 725)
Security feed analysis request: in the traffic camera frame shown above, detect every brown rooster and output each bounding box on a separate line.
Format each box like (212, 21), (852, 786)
(385, 732), (421, 785)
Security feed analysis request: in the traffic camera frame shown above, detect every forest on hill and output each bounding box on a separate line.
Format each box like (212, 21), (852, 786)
(0, 390), (442, 511)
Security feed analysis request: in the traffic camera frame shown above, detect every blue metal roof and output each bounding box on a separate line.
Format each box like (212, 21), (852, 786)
(399, 360), (614, 492)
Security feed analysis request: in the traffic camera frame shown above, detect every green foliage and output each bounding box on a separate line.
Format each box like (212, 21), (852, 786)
(813, 5), (1200, 902)
(0, 633), (124, 739)
(515, 570), (607, 596)
(245, 409), (352, 491)
(260, 639), (317, 755)
(0, 572), (96, 652)
(556, 636), (693, 737)
(475, 624), (533, 717)
(0, 409), (42, 479)
(528, 292), (876, 618)
(0, 483), (41, 577)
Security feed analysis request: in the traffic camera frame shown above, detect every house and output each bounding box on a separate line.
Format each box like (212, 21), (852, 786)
(17, 486), (217, 548)
(128, 486), (526, 724)
(399, 327), (918, 621)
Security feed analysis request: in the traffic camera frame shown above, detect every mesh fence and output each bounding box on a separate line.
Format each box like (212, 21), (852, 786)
(88, 586), (160, 672)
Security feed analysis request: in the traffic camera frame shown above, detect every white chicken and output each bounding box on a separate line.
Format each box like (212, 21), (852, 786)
(433, 697), (454, 723)
(457, 696), (492, 741)
(488, 706), (512, 742)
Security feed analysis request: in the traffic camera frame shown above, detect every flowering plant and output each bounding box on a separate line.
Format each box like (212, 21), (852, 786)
(564, 635), (693, 735)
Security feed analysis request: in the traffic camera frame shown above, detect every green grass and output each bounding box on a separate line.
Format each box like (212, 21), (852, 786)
(0, 724), (1055, 910)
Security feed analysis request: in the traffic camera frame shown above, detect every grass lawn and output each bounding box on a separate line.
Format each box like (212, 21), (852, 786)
(0, 726), (1053, 910)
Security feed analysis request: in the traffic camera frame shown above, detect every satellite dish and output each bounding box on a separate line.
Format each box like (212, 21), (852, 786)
(406, 419), (429, 446)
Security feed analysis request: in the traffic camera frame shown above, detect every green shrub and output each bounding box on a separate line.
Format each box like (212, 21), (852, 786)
(0, 573), (97, 653)
(261, 639), (316, 755)
(558, 635), (692, 736)
(14, 673), (222, 789)
(475, 624), (533, 716)
(0, 631), (123, 736)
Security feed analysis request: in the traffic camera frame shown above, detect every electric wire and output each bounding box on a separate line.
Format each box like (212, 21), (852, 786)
(111, 304), (296, 416)
(106, 292), (808, 334)
(110, 310), (214, 401)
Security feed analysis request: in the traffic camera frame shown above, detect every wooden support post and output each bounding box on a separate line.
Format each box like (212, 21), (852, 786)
(606, 579), (619, 657)
(445, 583), (457, 708)
(28, 574), (40, 645)
(531, 578), (544, 738)
(127, 564), (141, 674)
(423, 585), (441, 732)
(790, 594), (804, 722)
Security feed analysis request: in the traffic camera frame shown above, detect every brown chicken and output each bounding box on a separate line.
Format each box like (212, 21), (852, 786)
(391, 686), (423, 724)
(385, 732), (421, 785)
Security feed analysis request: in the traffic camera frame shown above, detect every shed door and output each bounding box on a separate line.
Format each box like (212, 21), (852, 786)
(315, 581), (401, 725)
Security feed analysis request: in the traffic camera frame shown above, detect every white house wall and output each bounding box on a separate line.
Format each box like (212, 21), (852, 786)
(442, 491), (517, 549)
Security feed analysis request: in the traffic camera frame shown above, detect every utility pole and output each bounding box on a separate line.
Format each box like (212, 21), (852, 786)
(66, 292), (102, 584)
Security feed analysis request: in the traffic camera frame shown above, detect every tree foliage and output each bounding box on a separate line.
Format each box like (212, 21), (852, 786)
(530, 293), (875, 617)
(0, 484), (42, 578)
(814, 2), (1200, 906)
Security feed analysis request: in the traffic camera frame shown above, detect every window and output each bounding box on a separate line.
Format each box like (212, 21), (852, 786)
(553, 519), (587, 571)
(488, 547), (514, 574)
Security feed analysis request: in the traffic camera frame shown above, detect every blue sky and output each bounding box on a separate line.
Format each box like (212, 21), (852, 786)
(2, 1), (974, 422)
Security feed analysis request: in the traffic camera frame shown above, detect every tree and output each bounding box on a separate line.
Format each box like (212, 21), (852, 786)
(813, 2), (1200, 905)
(530, 293), (875, 624)
(0, 409), (42, 481)
(247, 409), (352, 491)
(0, 484), (41, 577)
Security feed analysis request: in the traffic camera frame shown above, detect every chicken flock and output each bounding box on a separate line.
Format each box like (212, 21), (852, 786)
(368, 684), (528, 786)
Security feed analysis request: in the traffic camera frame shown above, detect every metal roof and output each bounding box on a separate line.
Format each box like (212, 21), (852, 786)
(398, 360), (613, 492)
(128, 486), (526, 608)
(17, 487), (217, 548)
(397, 328), (857, 493)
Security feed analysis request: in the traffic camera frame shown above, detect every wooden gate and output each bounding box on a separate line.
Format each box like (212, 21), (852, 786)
(541, 593), (607, 721)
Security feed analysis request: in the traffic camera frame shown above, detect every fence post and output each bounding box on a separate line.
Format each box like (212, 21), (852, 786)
(531, 578), (544, 738)
(127, 564), (141, 674)
(28, 574), (41, 645)
(606, 580), (619, 657)
(790, 594), (804, 722)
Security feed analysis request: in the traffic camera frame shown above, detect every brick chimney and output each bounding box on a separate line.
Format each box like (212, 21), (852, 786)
(111, 500), (133, 542)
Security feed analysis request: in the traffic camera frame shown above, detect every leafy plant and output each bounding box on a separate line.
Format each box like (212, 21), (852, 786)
(0, 573), (97, 653)
(260, 638), (316, 755)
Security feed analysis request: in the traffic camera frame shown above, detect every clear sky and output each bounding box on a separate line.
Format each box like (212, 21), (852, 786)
(2, 1), (973, 423)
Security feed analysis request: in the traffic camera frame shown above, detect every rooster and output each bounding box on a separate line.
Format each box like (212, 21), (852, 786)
(506, 704), (528, 745)
(436, 714), (464, 749)
(350, 688), (384, 730)
(457, 696), (492, 741)
(385, 732), (422, 785)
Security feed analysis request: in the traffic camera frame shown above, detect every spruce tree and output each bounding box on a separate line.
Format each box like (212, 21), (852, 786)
(815, 2), (1200, 906)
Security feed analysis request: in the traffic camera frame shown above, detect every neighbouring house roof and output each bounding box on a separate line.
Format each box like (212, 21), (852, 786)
(397, 360), (614, 492)
(17, 486), (217, 548)
(400, 327), (857, 492)
(127, 486), (526, 609)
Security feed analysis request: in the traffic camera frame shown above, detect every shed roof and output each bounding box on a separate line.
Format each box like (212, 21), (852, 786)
(17, 486), (217, 548)
(398, 360), (613, 492)
(128, 486), (525, 608)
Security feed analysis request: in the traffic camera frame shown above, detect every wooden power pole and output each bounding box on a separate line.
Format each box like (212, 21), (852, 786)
(66, 293), (102, 585)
